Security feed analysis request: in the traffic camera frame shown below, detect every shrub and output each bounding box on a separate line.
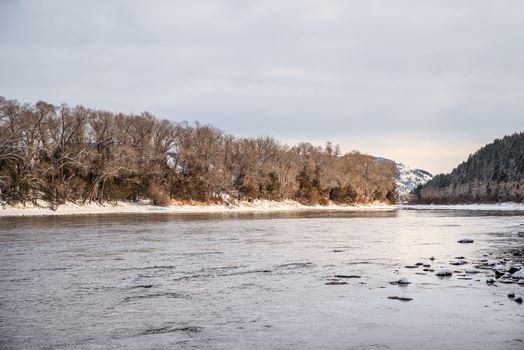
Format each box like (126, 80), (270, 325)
(148, 184), (171, 206)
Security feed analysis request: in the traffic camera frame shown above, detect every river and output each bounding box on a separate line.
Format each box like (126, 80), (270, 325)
(1, 209), (523, 349)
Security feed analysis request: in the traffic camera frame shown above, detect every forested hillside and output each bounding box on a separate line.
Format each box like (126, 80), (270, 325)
(414, 132), (524, 203)
(0, 97), (396, 207)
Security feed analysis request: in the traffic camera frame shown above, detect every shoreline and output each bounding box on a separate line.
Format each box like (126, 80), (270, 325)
(0, 200), (394, 218)
(399, 202), (524, 211)
(1, 200), (523, 218)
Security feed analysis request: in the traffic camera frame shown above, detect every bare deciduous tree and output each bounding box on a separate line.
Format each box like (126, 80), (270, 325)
(0, 96), (398, 207)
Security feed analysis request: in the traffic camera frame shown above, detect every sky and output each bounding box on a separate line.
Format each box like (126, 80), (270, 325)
(1, 0), (523, 174)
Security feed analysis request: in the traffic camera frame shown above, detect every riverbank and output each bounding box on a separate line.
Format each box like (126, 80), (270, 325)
(400, 202), (524, 211)
(2, 200), (524, 218)
(0, 199), (394, 217)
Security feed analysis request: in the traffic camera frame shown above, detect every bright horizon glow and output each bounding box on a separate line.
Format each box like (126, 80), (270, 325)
(282, 134), (490, 175)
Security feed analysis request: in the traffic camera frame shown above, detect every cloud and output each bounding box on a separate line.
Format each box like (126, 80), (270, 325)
(1, 0), (523, 174)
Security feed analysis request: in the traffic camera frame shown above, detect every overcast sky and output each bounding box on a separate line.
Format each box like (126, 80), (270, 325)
(1, 0), (523, 174)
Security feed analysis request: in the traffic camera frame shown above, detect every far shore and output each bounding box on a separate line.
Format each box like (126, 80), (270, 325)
(1, 200), (523, 218)
(398, 202), (524, 211)
(0, 199), (395, 218)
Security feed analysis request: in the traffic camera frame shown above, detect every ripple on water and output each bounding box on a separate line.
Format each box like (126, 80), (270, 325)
(141, 324), (203, 336)
(123, 292), (186, 302)
(1, 210), (524, 350)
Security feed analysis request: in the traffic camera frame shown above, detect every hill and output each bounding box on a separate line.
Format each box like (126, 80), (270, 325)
(395, 163), (433, 202)
(375, 158), (433, 202)
(414, 132), (524, 203)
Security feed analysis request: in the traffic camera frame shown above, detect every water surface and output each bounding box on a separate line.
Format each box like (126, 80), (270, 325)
(1, 210), (523, 349)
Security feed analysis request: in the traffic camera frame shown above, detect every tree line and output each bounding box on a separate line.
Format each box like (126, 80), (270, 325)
(0, 96), (397, 207)
(414, 132), (524, 203)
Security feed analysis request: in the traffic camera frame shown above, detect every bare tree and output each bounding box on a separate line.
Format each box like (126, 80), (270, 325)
(0, 96), (398, 206)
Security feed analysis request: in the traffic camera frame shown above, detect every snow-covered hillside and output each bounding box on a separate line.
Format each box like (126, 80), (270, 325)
(395, 163), (433, 201)
(375, 157), (433, 202)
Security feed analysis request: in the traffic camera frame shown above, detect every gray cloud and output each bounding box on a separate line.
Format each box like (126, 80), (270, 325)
(1, 0), (523, 173)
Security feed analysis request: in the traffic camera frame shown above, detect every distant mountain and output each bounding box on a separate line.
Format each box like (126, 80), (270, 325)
(414, 132), (524, 204)
(375, 158), (433, 202)
(396, 163), (433, 202)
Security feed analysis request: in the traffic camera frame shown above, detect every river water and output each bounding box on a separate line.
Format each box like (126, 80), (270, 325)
(1, 209), (523, 350)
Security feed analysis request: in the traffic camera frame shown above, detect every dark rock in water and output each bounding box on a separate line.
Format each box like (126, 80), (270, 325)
(458, 239), (474, 244)
(486, 278), (496, 285)
(494, 270), (505, 278)
(423, 264), (431, 268)
(334, 275), (361, 279)
(508, 292), (515, 298)
(390, 277), (410, 285)
(333, 249), (344, 253)
(429, 256), (436, 261)
(508, 267), (519, 274)
(388, 296), (413, 302)
(405, 265), (419, 269)
(455, 256), (465, 260)
(325, 281), (348, 285)
(435, 268), (452, 277)
(450, 260), (467, 266)
(514, 296), (523, 303)
(415, 262), (423, 266)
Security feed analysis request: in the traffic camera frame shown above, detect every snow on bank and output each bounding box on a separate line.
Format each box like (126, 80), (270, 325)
(399, 202), (524, 211)
(4, 200), (523, 218)
(0, 200), (394, 218)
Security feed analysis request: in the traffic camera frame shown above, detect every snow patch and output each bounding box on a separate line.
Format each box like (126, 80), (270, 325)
(0, 200), (395, 218)
(395, 162), (433, 200)
(512, 269), (524, 279)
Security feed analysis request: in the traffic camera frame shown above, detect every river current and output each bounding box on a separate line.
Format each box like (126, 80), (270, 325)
(1, 209), (523, 349)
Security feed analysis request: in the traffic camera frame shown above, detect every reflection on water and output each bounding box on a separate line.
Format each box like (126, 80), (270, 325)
(0, 210), (523, 350)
